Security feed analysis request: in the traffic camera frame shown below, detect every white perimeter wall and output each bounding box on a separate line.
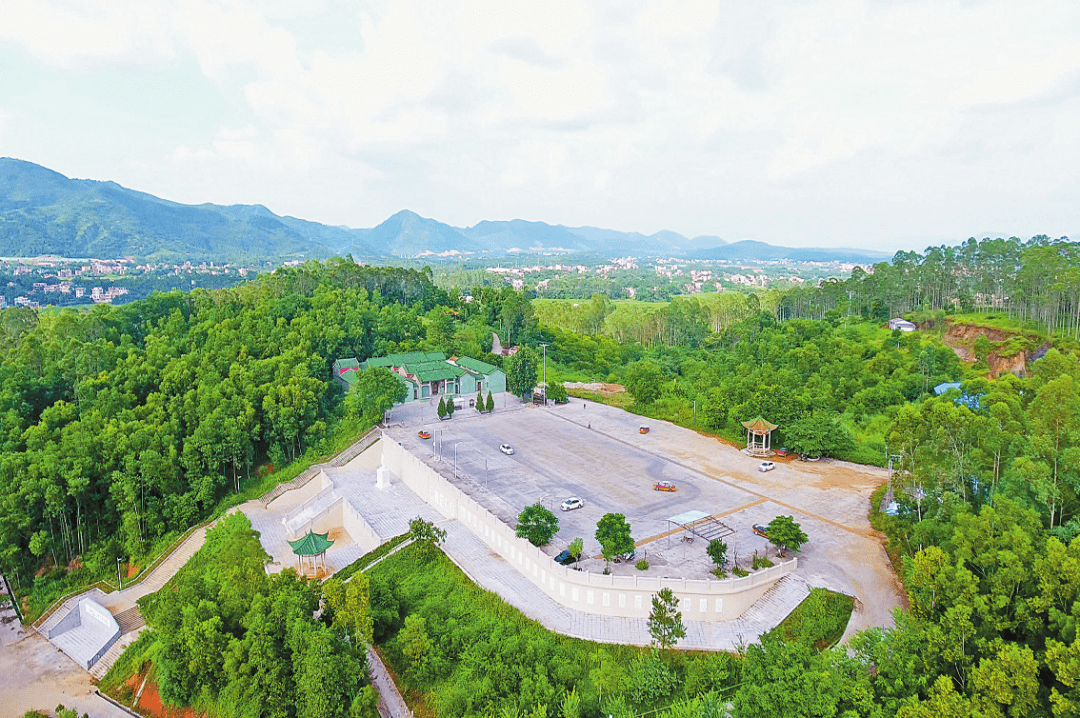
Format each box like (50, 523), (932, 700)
(381, 437), (797, 622)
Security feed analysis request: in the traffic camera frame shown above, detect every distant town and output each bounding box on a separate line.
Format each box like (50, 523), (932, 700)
(0, 256), (299, 309)
(0, 253), (868, 309)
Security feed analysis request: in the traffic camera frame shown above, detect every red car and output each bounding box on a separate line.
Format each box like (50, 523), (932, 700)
(654, 481), (676, 492)
(417, 430), (431, 440)
(752, 524), (769, 538)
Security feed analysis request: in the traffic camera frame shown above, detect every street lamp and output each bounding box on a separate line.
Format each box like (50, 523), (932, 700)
(455, 442), (461, 479)
(539, 343), (549, 405)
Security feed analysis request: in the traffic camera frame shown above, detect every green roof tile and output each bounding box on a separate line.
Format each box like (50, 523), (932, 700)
(288, 531), (334, 556)
(455, 356), (501, 375)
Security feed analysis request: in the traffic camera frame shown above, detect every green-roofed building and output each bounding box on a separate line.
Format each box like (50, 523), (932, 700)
(346, 352), (506, 404)
(332, 358), (361, 391)
(453, 356), (507, 394)
(289, 530), (334, 575)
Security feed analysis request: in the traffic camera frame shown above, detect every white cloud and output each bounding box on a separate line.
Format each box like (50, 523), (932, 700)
(0, 1), (175, 68)
(3, 0), (1080, 245)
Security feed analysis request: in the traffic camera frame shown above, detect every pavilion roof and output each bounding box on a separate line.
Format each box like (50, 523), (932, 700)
(288, 531), (334, 556)
(741, 416), (778, 434)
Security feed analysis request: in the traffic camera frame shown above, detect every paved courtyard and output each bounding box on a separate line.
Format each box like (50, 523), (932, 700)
(385, 395), (903, 641)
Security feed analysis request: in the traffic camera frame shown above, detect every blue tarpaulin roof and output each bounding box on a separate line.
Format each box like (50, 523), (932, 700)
(934, 382), (982, 410)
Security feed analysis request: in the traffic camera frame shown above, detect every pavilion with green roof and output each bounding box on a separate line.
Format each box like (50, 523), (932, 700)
(741, 416), (778, 457)
(289, 530), (334, 575)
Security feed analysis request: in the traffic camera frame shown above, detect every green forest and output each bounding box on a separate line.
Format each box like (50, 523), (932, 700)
(8, 236), (1080, 716)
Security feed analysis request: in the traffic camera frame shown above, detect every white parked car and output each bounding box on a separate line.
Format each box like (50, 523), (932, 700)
(500, 444), (514, 455)
(759, 461), (776, 472)
(561, 497), (584, 511)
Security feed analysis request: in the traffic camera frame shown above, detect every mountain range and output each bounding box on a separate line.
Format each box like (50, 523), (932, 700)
(0, 158), (893, 264)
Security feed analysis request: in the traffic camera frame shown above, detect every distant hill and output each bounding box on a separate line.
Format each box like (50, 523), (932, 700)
(365, 210), (481, 257)
(0, 158), (355, 262)
(462, 219), (589, 253)
(685, 240), (891, 263)
(0, 158), (893, 263)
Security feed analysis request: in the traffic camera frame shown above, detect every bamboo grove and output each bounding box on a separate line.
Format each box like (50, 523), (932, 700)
(780, 235), (1080, 336)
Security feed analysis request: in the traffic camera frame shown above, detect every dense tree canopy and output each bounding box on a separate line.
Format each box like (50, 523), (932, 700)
(138, 513), (377, 718)
(0, 259), (535, 615)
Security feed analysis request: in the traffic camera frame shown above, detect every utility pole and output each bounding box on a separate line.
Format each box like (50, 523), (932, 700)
(539, 343), (549, 405)
(117, 557), (122, 590)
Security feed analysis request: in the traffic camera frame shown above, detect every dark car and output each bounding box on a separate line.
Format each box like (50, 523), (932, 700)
(555, 549), (577, 565)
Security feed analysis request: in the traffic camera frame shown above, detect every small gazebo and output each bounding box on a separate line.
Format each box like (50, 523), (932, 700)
(741, 416), (777, 457)
(289, 531), (334, 577)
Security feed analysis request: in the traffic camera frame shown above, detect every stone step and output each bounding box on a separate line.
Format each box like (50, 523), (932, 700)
(739, 575), (811, 627)
(88, 627), (144, 680)
(120, 527), (209, 601)
(114, 606), (146, 634)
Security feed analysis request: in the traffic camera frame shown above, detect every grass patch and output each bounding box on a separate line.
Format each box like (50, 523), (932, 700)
(331, 533), (409, 583)
(770, 588), (854, 651)
(99, 629), (158, 695)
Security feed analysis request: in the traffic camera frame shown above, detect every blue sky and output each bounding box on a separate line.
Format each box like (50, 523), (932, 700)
(2, 1), (1079, 250)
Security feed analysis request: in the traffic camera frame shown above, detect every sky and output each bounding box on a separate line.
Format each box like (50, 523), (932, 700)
(2, 0), (1079, 251)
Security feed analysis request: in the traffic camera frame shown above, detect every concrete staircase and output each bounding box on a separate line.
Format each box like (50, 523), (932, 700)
(120, 524), (210, 603)
(739, 574), (812, 629)
(260, 427), (380, 506)
(114, 606), (146, 634)
(89, 627), (145, 680)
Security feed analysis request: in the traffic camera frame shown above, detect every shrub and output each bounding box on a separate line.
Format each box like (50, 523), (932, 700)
(683, 652), (739, 698)
(568, 537), (584, 561)
(732, 566), (749, 577)
(711, 567), (728, 579)
(485, 391), (494, 412)
(636, 559), (649, 570)
(751, 553), (774, 570)
(547, 381), (569, 403)
(627, 654), (679, 706)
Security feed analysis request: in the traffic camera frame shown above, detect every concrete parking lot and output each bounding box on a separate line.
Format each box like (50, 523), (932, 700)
(387, 395), (903, 639)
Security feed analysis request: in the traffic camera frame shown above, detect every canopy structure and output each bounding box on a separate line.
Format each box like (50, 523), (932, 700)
(666, 510), (734, 547)
(741, 416), (777, 457)
(289, 531), (334, 576)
